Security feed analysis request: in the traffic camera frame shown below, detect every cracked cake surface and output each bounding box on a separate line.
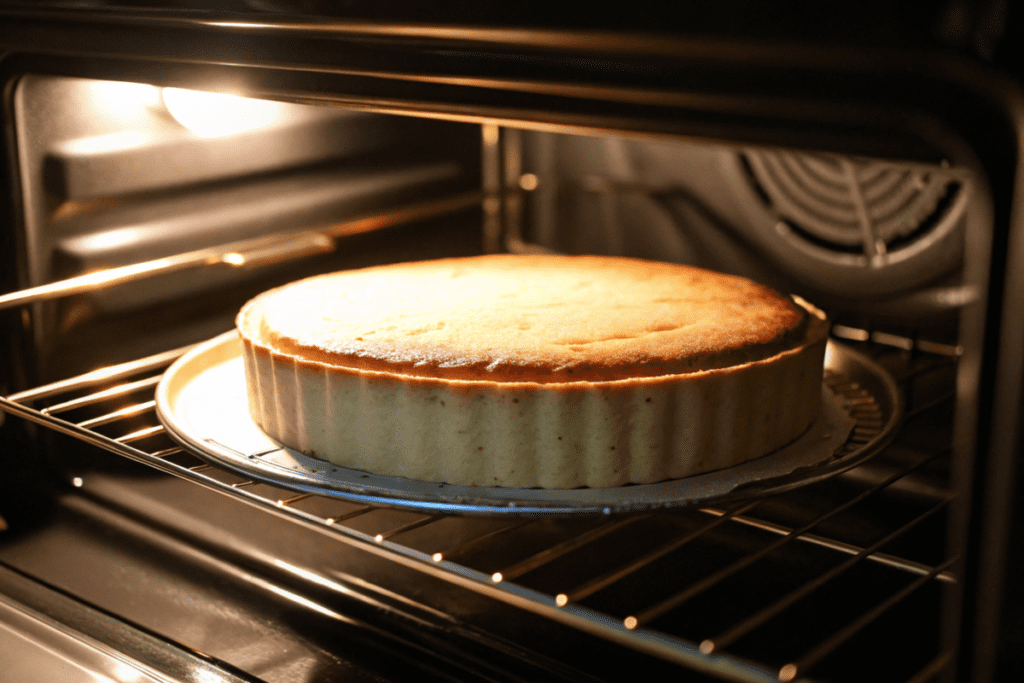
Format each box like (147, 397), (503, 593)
(236, 254), (829, 488)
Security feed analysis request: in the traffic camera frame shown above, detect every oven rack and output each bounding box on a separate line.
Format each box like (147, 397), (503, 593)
(0, 329), (958, 683)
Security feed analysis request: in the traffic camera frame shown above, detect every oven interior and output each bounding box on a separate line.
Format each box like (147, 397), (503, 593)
(0, 68), (997, 683)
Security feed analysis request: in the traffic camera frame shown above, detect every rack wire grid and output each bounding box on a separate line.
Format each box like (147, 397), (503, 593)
(0, 326), (959, 683)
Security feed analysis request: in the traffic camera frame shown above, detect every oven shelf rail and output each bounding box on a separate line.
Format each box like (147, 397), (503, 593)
(0, 191), (482, 313)
(0, 328), (959, 683)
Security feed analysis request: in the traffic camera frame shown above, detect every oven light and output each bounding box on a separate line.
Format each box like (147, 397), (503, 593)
(193, 669), (229, 683)
(519, 173), (539, 191)
(113, 662), (147, 682)
(60, 131), (154, 156)
(92, 81), (163, 114)
(161, 87), (296, 137)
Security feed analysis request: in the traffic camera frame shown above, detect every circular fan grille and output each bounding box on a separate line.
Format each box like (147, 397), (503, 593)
(742, 150), (961, 265)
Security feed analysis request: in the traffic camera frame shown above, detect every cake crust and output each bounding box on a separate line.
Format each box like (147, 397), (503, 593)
(237, 254), (812, 383)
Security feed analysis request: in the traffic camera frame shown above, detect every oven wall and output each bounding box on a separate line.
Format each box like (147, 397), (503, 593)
(1, 5), (1023, 682)
(8, 75), (483, 385)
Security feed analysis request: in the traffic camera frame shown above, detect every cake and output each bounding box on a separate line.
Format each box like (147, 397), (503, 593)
(236, 254), (829, 488)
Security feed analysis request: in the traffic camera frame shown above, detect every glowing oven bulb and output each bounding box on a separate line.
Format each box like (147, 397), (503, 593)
(161, 87), (295, 137)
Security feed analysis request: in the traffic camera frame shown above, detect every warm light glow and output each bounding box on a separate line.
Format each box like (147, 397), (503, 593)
(61, 131), (154, 156)
(778, 664), (798, 682)
(195, 670), (227, 683)
(699, 640), (715, 654)
(491, 572), (503, 583)
(481, 124), (500, 145)
(72, 477), (84, 488)
(432, 553), (443, 562)
(79, 259), (175, 289)
(555, 594), (568, 607)
(519, 173), (539, 191)
(162, 87), (297, 137)
(94, 81), (163, 112)
(114, 662), (146, 682)
(272, 560), (355, 596)
(222, 252), (246, 266)
(206, 21), (269, 29)
(374, 534), (384, 543)
(623, 616), (638, 630)
(265, 583), (351, 622)
(70, 227), (148, 254)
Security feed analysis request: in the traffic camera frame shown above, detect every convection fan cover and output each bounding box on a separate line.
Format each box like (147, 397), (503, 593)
(735, 149), (967, 296)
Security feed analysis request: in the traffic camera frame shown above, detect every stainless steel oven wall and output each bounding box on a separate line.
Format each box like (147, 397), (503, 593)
(516, 131), (971, 330)
(10, 75), (481, 383)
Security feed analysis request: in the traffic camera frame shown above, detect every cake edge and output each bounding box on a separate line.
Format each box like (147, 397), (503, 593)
(238, 299), (829, 488)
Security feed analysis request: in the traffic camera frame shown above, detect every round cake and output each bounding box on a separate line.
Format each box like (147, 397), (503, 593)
(236, 254), (829, 488)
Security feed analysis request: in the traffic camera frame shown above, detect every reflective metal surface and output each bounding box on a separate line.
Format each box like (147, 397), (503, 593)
(0, 562), (259, 683)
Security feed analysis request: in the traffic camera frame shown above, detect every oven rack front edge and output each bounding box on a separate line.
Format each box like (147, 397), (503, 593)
(0, 330), (958, 683)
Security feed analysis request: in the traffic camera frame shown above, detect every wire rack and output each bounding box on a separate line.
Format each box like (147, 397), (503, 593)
(0, 327), (959, 683)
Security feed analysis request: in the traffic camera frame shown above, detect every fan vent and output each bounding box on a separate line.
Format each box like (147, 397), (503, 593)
(741, 150), (961, 266)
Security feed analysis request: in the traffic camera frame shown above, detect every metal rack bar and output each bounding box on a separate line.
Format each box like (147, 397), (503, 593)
(115, 425), (165, 444)
(830, 327), (962, 359)
(276, 493), (314, 507)
(75, 401), (156, 429)
(629, 451), (952, 628)
(0, 362), (770, 683)
(703, 493), (954, 654)
(7, 346), (193, 404)
(702, 506), (956, 583)
(444, 520), (535, 559)
(777, 556), (956, 682)
(564, 502), (761, 605)
(324, 506), (375, 525)
(151, 447), (184, 459)
(375, 515), (444, 542)
(498, 515), (648, 582)
(41, 376), (163, 415)
(904, 652), (952, 683)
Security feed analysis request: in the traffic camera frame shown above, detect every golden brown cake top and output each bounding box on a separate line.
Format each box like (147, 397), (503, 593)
(237, 254), (823, 383)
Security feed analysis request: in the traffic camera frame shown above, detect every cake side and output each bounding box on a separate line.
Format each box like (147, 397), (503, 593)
(239, 305), (828, 488)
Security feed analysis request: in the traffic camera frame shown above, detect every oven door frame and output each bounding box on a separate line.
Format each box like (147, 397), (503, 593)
(0, 7), (1023, 682)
